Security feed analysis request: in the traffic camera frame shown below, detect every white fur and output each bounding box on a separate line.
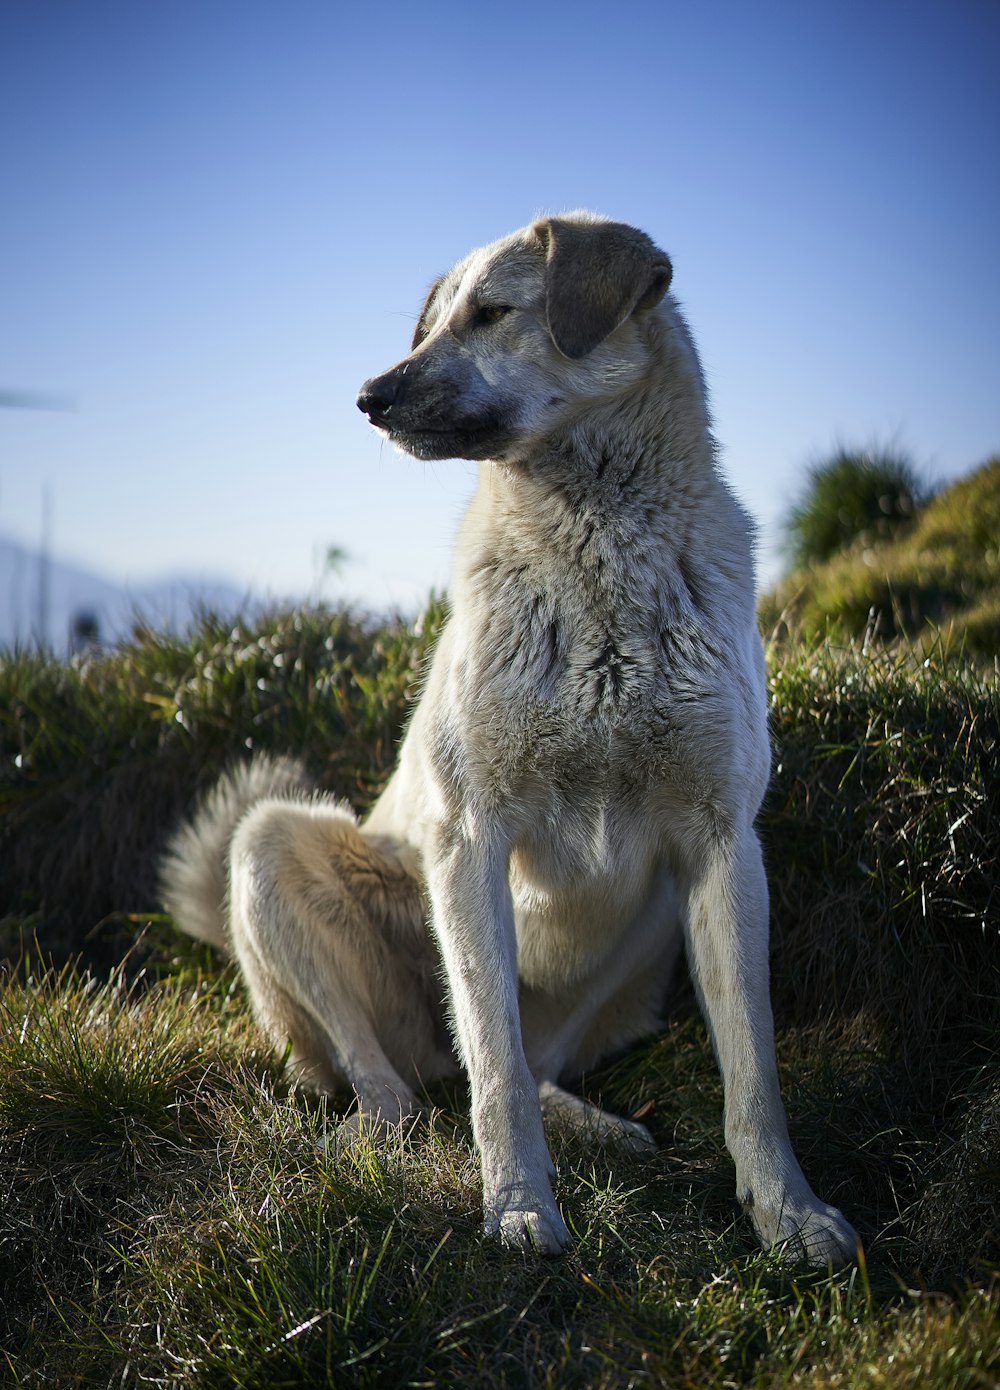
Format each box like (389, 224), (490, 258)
(160, 213), (858, 1265)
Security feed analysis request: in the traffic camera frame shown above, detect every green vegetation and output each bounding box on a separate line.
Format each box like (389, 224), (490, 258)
(0, 602), (446, 970)
(762, 456), (1000, 659)
(1, 591), (998, 1386)
(783, 446), (930, 569)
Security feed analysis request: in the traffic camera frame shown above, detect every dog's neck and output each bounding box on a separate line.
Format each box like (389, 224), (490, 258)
(479, 396), (720, 542)
(453, 305), (756, 618)
(496, 304), (718, 508)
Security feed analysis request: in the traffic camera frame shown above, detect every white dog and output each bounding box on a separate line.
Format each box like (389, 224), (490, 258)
(161, 212), (858, 1265)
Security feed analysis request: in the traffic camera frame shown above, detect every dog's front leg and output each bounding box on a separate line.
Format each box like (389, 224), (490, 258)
(684, 820), (859, 1266)
(426, 832), (570, 1255)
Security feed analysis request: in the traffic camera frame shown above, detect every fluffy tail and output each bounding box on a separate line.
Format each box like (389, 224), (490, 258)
(159, 753), (314, 954)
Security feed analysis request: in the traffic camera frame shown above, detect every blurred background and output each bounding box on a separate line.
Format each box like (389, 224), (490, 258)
(2, 0), (997, 647)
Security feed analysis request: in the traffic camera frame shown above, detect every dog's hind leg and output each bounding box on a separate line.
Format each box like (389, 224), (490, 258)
(227, 796), (454, 1132)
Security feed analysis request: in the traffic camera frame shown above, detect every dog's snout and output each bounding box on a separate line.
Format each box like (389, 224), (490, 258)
(357, 371), (401, 421)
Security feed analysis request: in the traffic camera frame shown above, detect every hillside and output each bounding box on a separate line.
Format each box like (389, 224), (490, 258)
(1, 594), (997, 1385)
(759, 456), (1000, 658)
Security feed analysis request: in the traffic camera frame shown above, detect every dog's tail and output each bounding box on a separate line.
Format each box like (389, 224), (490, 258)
(159, 753), (314, 954)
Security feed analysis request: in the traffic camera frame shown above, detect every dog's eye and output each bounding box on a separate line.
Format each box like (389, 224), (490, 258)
(475, 304), (513, 327)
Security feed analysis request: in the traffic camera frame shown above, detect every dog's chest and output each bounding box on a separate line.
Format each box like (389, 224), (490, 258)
(470, 571), (720, 774)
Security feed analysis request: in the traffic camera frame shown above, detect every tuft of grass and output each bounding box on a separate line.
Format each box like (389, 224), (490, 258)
(762, 455), (1000, 657)
(782, 445), (930, 569)
(1, 602), (998, 1384)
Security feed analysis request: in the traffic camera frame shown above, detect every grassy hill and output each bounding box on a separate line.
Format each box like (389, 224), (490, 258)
(1, 598), (998, 1386)
(760, 456), (1000, 659)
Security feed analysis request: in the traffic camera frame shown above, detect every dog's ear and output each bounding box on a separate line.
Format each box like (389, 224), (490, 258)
(411, 275), (445, 350)
(534, 218), (672, 360)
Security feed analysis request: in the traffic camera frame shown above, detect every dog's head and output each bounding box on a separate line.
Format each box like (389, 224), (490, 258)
(357, 213), (673, 462)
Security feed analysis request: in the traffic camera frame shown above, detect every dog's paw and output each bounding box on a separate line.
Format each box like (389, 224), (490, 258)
(333, 1110), (384, 1149)
(602, 1115), (657, 1153)
(484, 1198), (571, 1256)
(316, 1112), (374, 1156)
(537, 1081), (657, 1153)
(566, 1110), (656, 1153)
(781, 1203), (861, 1268)
(747, 1189), (861, 1267)
(317, 1100), (415, 1156)
(483, 1171), (571, 1255)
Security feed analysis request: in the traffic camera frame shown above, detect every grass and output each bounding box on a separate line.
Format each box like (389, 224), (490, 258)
(782, 445), (930, 569)
(761, 455), (1000, 660)
(0, 599), (446, 969)
(1, 601), (998, 1386)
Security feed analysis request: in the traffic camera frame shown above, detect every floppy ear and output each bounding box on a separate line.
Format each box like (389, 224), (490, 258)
(534, 218), (673, 359)
(411, 275), (445, 350)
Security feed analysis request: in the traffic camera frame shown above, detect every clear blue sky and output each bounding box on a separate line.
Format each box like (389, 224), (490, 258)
(2, 0), (997, 613)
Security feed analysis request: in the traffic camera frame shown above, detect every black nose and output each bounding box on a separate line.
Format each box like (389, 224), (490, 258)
(357, 372), (400, 421)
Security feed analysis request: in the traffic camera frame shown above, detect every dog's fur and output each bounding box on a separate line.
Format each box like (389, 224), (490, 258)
(160, 212), (858, 1264)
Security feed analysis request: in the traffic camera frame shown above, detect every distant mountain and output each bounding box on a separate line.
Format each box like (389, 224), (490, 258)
(0, 534), (256, 652)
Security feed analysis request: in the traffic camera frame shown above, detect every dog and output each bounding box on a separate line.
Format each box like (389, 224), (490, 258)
(160, 212), (858, 1265)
